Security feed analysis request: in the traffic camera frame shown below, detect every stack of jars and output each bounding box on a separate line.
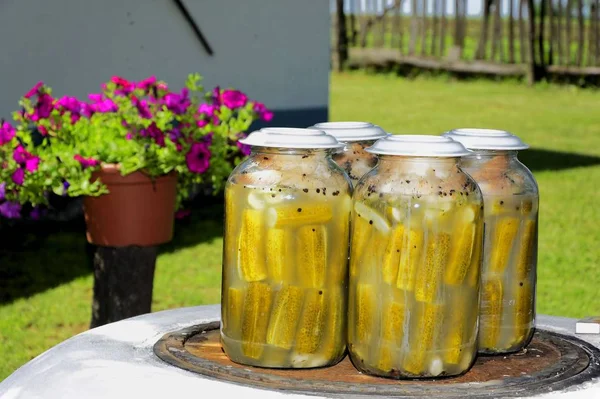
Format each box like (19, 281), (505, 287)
(219, 124), (538, 379)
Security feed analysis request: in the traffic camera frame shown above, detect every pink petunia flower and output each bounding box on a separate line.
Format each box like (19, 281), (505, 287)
(74, 154), (100, 169)
(132, 96), (152, 119)
(140, 122), (166, 147)
(24, 81), (44, 99)
(185, 142), (211, 174)
(253, 102), (274, 122)
(11, 168), (25, 185)
(0, 121), (16, 145)
(136, 76), (157, 90)
(13, 146), (40, 172)
(222, 89), (247, 109)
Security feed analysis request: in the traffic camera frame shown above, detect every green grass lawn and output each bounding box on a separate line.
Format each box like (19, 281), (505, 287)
(1, 72), (599, 381)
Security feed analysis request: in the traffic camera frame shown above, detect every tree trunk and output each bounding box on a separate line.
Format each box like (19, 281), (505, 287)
(421, 0), (428, 56)
(431, 0), (439, 56)
(350, 0), (358, 46)
(557, 0), (564, 65)
(509, 0), (515, 63)
(526, 0), (539, 84)
(538, 0), (547, 67)
(577, 0), (584, 66)
(476, 0), (493, 59)
(566, 0), (573, 64)
(519, 0), (527, 62)
(548, 0), (554, 66)
(90, 246), (158, 328)
(409, 0), (418, 54)
(440, 0), (447, 56)
(336, 0), (349, 71)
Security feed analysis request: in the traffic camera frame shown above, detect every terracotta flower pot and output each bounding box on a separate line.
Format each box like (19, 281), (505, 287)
(83, 164), (177, 247)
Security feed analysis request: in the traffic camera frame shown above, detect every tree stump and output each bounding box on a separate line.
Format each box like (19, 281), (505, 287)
(90, 246), (157, 328)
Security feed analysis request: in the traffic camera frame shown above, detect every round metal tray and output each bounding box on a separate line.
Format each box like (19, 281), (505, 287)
(153, 322), (600, 398)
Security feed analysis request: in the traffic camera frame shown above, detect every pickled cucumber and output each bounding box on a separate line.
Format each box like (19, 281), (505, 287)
(238, 209), (268, 282)
(514, 280), (534, 344)
(489, 217), (519, 274)
(382, 224), (405, 284)
(516, 219), (536, 280)
(266, 285), (304, 349)
(321, 290), (345, 360)
(396, 228), (424, 291)
(403, 303), (442, 375)
(265, 228), (291, 283)
(466, 223), (484, 288)
(350, 215), (371, 277)
(381, 300), (406, 342)
(224, 190), (238, 268)
(267, 204), (333, 228)
(354, 283), (375, 343)
(296, 289), (327, 354)
(444, 222), (476, 285)
(225, 287), (245, 337)
(479, 279), (503, 350)
(241, 282), (273, 359)
(443, 294), (469, 365)
(415, 233), (451, 303)
(377, 343), (397, 372)
(354, 201), (391, 235)
(297, 225), (327, 288)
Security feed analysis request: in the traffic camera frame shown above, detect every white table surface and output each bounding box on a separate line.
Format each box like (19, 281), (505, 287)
(0, 306), (599, 399)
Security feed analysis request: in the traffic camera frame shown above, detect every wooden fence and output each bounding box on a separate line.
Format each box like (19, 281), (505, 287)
(332, 0), (600, 83)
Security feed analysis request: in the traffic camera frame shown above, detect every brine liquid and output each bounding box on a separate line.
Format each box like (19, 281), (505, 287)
(348, 195), (483, 378)
(479, 194), (538, 354)
(221, 182), (351, 368)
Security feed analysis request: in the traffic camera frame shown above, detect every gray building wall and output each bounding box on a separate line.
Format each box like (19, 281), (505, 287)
(0, 0), (329, 127)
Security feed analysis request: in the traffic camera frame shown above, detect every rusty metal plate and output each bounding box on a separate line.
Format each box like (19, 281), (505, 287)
(153, 322), (600, 398)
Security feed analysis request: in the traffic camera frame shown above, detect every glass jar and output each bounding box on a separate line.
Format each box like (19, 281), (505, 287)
(310, 122), (387, 186)
(220, 128), (352, 368)
(444, 128), (539, 354)
(347, 135), (484, 378)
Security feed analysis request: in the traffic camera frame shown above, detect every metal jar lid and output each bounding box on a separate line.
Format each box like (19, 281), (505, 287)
(443, 128), (529, 151)
(309, 121), (388, 142)
(239, 127), (344, 149)
(366, 134), (471, 157)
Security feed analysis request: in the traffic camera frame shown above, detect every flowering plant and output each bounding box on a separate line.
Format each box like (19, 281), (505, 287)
(0, 74), (272, 219)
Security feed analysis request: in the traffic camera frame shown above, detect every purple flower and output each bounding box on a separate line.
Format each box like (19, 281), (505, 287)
(62, 180), (70, 196)
(186, 142), (211, 174)
(0, 201), (21, 219)
(31, 93), (55, 121)
(236, 141), (251, 156)
(197, 103), (219, 125)
(253, 102), (274, 122)
(24, 81), (43, 99)
(222, 89), (247, 109)
(30, 206), (45, 220)
(74, 154), (100, 169)
(90, 99), (118, 113)
(136, 76), (157, 90)
(175, 209), (191, 220)
(0, 121), (16, 145)
(168, 126), (182, 143)
(212, 86), (221, 104)
(164, 88), (190, 114)
(132, 96), (152, 119)
(13, 146), (40, 172)
(88, 93), (103, 102)
(111, 76), (135, 95)
(140, 122), (165, 147)
(0, 182), (5, 201)
(12, 168), (25, 185)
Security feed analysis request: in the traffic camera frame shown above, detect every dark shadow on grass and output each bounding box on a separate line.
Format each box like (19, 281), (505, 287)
(1, 148), (598, 305)
(519, 148), (600, 172)
(0, 194), (224, 305)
